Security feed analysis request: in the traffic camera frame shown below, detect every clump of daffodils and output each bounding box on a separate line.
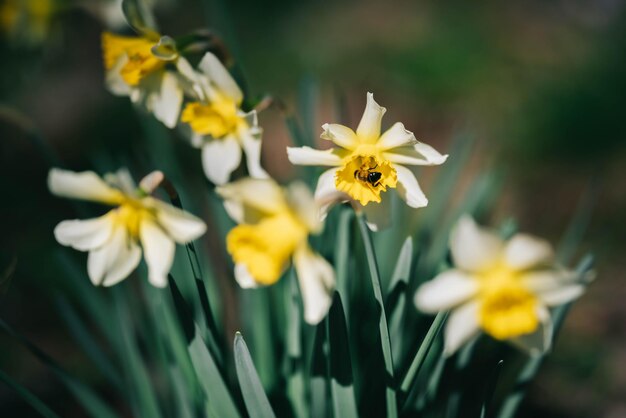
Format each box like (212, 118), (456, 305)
(217, 177), (335, 324)
(49, 168), (206, 287)
(415, 216), (588, 356)
(102, 31), (187, 128)
(179, 52), (268, 185)
(287, 92), (447, 229)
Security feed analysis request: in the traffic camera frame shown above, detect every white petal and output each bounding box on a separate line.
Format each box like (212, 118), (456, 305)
(356, 92), (386, 142)
(393, 164), (428, 208)
(234, 263), (260, 289)
(198, 52), (243, 104)
(377, 122), (417, 150)
(521, 270), (572, 293)
(140, 220), (175, 288)
(504, 233), (555, 271)
(320, 123), (358, 150)
(105, 55), (132, 96)
(149, 199), (207, 243)
(444, 301), (481, 356)
(538, 284), (585, 307)
(286, 146), (343, 166)
(313, 168), (348, 221)
(294, 245), (335, 324)
(87, 226), (141, 286)
(384, 142), (448, 166)
(148, 71), (183, 129)
(414, 270), (479, 313)
(54, 212), (116, 251)
(48, 169), (124, 204)
(510, 305), (553, 356)
(362, 198), (391, 232)
(240, 126), (269, 179)
(216, 178), (287, 221)
(286, 182), (322, 233)
(201, 136), (242, 185)
(449, 216), (504, 273)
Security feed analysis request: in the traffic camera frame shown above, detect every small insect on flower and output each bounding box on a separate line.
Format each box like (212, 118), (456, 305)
(49, 168), (207, 287)
(101, 31), (189, 128)
(286, 92), (448, 231)
(414, 216), (591, 356)
(216, 177), (335, 324)
(179, 52), (268, 185)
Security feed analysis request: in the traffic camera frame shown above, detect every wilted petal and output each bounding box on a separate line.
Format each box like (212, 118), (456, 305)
(414, 270), (478, 313)
(504, 233), (555, 271)
(510, 305), (553, 356)
(450, 216), (503, 273)
(356, 92), (386, 142)
(201, 136), (242, 185)
(48, 168), (124, 204)
(293, 245), (335, 324)
(321, 123), (358, 150)
(384, 142), (448, 166)
(140, 220), (175, 288)
(393, 164), (428, 208)
(198, 52), (243, 104)
(377, 122), (416, 150)
(287, 146), (343, 166)
(138, 171), (164, 194)
(444, 300), (481, 356)
(87, 226), (141, 286)
(54, 212), (116, 251)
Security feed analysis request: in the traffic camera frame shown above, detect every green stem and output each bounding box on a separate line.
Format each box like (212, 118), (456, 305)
(356, 213), (398, 418)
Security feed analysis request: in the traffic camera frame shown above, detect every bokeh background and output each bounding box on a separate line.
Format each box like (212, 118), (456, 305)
(1, 0), (625, 416)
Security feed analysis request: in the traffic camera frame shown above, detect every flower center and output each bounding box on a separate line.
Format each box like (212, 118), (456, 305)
(477, 264), (539, 340)
(181, 98), (245, 138)
(114, 200), (153, 239)
(102, 32), (165, 86)
(226, 213), (307, 285)
(335, 154), (397, 205)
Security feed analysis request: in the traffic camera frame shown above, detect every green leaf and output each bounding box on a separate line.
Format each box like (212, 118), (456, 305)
(357, 213), (398, 418)
(234, 332), (277, 418)
(0, 368), (62, 418)
(334, 208), (354, 315)
(387, 237), (413, 364)
(310, 317), (330, 418)
(188, 329), (241, 418)
(326, 293), (359, 418)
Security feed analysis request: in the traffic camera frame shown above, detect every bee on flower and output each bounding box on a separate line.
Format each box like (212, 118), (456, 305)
(49, 168), (206, 287)
(287, 92), (447, 230)
(414, 216), (590, 356)
(216, 177), (334, 324)
(101, 30), (189, 128)
(179, 52), (268, 185)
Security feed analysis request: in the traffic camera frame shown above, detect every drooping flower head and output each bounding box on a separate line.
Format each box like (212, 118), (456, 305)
(180, 52), (267, 185)
(101, 31), (187, 128)
(414, 216), (589, 356)
(217, 178), (334, 324)
(49, 168), (206, 287)
(287, 92), (447, 229)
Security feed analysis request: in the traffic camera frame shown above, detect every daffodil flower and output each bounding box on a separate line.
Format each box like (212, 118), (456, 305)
(49, 168), (206, 287)
(216, 178), (334, 324)
(102, 31), (188, 128)
(0, 0), (54, 44)
(287, 92), (447, 230)
(414, 216), (588, 356)
(179, 52), (268, 185)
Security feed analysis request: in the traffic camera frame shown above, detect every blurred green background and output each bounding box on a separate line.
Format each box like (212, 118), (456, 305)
(1, 0), (625, 416)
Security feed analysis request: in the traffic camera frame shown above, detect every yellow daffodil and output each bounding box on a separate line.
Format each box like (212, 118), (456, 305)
(216, 177), (334, 324)
(287, 92), (447, 230)
(49, 168), (206, 287)
(101, 31), (187, 128)
(0, 0), (54, 44)
(179, 52), (267, 185)
(414, 216), (589, 356)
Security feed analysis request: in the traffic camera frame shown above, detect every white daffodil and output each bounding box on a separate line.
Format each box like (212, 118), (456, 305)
(101, 31), (189, 128)
(49, 168), (206, 287)
(286, 92), (447, 230)
(179, 52), (268, 185)
(414, 216), (589, 356)
(216, 177), (334, 324)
